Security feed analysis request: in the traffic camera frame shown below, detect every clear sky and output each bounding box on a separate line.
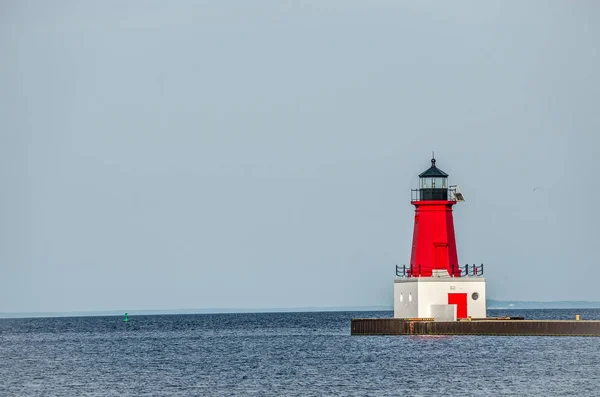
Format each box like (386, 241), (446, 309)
(1, 1), (599, 313)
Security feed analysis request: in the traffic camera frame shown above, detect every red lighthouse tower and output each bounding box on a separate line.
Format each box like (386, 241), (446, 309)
(409, 157), (461, 277)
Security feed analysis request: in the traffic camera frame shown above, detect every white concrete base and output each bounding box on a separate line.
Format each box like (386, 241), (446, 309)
(394, 276), (486, 319)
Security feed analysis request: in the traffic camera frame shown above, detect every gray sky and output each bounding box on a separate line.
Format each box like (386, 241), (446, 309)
(1, 1), (599, 313)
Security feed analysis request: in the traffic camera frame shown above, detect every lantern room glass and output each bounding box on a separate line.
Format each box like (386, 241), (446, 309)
(420, 177), (447, 189)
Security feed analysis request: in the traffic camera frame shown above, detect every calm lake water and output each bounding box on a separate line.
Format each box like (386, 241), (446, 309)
(1, 309), (599, 396)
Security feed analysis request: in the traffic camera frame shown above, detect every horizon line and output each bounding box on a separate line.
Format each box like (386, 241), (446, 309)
(3, 300), (600, 319)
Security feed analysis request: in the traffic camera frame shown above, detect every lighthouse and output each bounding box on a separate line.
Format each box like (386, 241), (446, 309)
(352, 157), (600, 335)
(394, 157), (486, 320)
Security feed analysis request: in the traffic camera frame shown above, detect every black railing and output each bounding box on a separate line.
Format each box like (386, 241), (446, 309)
(396, 264), (484, 278)
(396, 264), (409, 277)
(411, 187), (458, 202)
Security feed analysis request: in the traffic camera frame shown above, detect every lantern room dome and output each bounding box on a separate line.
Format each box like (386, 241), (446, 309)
(419, 158), (448, 178)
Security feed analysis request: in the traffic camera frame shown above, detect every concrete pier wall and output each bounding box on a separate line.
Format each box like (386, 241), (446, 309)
(351, 318), (600, 337)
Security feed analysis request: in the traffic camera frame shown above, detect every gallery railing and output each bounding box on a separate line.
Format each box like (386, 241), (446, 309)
(410, 186), (461, 202)
(395, 263), (484, 278)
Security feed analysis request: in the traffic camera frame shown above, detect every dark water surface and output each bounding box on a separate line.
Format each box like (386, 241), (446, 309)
(1, 309), (599, 396)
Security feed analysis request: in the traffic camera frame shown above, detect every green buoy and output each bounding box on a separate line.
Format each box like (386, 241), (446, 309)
(124, 312), (129, 322)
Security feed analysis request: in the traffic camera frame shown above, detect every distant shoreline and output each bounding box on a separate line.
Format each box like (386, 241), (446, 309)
(2, 301), (600, 319)
(486, 300), (600, 310)
(1, 306), (391, 319)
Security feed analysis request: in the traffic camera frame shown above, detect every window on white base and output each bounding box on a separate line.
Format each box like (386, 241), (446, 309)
(409, 293), (413, 302)
(400, 293), (404, 302)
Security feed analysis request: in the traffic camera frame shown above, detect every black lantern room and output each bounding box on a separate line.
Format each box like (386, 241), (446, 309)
(417, 158), (448, 200)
